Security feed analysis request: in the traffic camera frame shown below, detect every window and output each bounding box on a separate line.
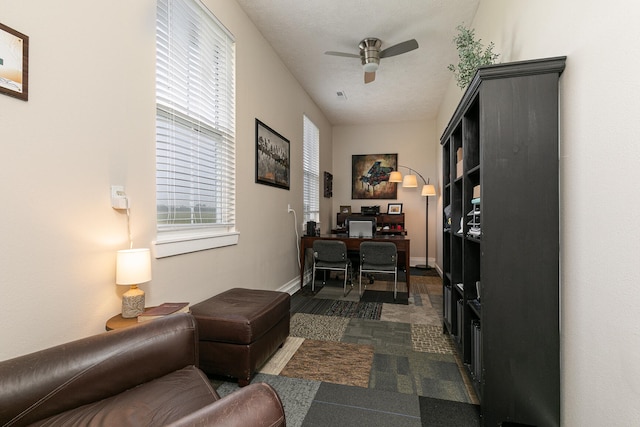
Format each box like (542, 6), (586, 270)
(303, 115), (319, 225)
(155, 0), (237, 257)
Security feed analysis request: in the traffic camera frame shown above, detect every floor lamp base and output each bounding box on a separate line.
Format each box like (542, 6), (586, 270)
(415, 264), (431, 270)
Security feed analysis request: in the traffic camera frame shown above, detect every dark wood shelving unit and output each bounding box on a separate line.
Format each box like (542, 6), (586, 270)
(440, 56), (565, 427)
(334, 212), (406, 235)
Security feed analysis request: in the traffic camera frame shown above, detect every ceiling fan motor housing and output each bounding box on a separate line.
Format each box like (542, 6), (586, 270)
(359, 38), (381, 72)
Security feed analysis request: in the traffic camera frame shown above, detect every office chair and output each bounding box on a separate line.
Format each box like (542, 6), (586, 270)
(312, 240), (353, 296)
(359, 241), (398, 299)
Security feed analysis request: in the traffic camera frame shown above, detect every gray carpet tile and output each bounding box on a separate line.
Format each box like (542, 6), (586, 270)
(290, 313), (349, 341)
(368, 346), (471, 401)
(313, 283), (359, 301)
(412, 324), (457, 354)
(341, 318), (413, 354)
(303, 381), (421, 427)
(419, 396), (481, 427)
(215, 373), (320, 427)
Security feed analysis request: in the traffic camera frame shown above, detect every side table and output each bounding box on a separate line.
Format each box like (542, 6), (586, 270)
(105, 307), (155, 331)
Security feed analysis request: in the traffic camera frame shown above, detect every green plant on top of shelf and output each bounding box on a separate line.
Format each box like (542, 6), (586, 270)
(447, 25), (500, 89)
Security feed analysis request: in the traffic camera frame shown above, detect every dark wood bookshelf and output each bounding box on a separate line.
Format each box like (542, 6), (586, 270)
(440, 56), (565, 427)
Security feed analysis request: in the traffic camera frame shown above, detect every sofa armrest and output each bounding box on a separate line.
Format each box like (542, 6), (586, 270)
(167, 382), (286, 427)
(0, 313), (199, 426)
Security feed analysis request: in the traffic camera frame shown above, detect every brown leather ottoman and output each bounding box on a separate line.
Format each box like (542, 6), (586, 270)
(190, 288), (290, 386)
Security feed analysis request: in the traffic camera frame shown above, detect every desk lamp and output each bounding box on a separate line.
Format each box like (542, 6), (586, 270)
(390, 166), (436, 269)
(116, 248), (151, 318)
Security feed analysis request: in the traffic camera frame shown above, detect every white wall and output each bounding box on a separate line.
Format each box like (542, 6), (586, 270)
(0, 0), (331, 360)
(332, 120), (439, 266)
(436, 0), (640, 425)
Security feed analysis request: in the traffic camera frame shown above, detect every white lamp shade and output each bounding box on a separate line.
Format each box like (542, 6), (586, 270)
(389, 171), (402, 183)
(421, 184), (436, 197)
(402, 174), (418, 188)
(116, 248), (152, 285)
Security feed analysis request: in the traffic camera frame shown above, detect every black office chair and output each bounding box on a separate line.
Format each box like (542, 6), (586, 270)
(359, 241), (398, 299)
(312, 240), (353, 296)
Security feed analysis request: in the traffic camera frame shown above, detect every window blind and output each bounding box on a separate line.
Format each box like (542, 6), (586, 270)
(303, 115), (319, 224)
(156, 0), (235, 232)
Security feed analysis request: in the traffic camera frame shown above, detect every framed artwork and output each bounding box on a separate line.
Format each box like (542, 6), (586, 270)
(340, 205), (352, 214)
(324, 171), (333, 198)
(0, 22), (29, 101)
(255, 119), (290, 190)
(387, 203), (403, 214)
(352, 153), (398, 199)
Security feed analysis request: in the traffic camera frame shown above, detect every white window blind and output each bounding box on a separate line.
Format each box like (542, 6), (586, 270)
(156, 0), (235, 234)
(303, 115), (319, 224)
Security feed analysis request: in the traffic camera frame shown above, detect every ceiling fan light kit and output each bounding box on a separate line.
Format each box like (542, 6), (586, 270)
(326, 37), (419, 84)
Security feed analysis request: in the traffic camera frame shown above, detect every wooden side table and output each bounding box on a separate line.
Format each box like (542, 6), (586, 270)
(105, 307), (156, 331)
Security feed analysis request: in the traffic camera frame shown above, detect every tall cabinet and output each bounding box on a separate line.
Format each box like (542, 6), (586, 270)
(440, 57), (565, 427)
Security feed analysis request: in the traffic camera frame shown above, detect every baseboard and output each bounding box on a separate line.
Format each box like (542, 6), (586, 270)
(410, 256), (436, 268)
(433, 264), (443, 277)
(278, 276), (304, 295)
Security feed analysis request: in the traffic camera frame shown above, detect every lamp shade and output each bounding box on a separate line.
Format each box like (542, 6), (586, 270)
(402, 174), (418, 188)
(421, 184), (436, 197)
(389, 171), (403, 183)
(116, 248), (152, 285)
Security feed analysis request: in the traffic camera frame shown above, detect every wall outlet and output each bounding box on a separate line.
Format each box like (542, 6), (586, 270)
(287, 204), (293, 213)
(111, 185), (129, 210)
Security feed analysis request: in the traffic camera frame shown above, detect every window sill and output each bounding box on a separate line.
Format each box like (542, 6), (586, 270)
(153, 230), (239, 258)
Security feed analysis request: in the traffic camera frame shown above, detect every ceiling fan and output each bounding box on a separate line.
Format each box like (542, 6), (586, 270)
(325, 38), (419, 84)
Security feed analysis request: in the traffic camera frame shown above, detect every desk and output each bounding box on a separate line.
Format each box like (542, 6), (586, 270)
(299, 234), (411, 295)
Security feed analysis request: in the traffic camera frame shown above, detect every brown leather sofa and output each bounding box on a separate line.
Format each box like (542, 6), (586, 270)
(0, 313), (286, 427)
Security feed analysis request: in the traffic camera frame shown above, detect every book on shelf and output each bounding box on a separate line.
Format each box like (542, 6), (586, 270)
(138, 302), (190, 322)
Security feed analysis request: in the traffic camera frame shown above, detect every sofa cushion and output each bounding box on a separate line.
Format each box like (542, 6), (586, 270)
(29, 366), (219, 427)
(190, 288), (290, 344)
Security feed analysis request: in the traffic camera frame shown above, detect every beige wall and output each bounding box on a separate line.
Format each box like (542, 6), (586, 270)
(0, 0), (331, 360)
(332, 120), (439, 266)
(436, 0), (640, 425)
(4, 0), (640, 424)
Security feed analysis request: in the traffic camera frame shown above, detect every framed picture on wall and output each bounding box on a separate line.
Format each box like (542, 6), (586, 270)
(387, 203), (403, 214)
(255, 119), (290, 190)
(324, 171), (333, 198)
(0, 22), (29, 101)
(351, 153), (398, 199)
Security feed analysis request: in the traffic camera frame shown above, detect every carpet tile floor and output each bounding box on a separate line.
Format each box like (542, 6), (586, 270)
(212, 270), (480, 426)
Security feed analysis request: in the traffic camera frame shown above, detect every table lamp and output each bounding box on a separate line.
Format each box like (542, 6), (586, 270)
(116, 248), (152, 318)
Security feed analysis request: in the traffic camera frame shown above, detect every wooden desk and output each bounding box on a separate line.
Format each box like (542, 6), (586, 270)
(299, 234), (411, 294)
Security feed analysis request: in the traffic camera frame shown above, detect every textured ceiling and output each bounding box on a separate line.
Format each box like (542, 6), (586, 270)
(235, 0), (480, 125)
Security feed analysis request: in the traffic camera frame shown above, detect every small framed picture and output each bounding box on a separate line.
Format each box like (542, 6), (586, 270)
(340, 205), (352, 214)
(0, 22), (29, 101)
(387, 203), (403, 215)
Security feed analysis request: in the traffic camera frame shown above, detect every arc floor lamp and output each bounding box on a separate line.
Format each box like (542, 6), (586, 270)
(390, 166), (436, 269)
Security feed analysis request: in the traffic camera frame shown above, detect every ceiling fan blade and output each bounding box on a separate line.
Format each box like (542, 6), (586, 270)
(325, 51), (360, 58)
(379, 39), (419, 58)
(364, 71), (376, 84)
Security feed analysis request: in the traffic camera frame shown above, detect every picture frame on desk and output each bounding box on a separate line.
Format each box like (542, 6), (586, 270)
(340, 205), (351, 214)
(387, 203), (403, 214)
(255, 118), (290, 190)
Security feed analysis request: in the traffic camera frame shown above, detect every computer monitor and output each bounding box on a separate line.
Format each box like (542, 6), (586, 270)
(347, 217), (376, 238)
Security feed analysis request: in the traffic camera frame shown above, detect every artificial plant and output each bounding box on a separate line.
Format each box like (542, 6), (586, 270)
(447, 25), (499, 89)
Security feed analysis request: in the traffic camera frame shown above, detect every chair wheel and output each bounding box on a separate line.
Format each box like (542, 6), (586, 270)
(369, 278), (374, 284)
